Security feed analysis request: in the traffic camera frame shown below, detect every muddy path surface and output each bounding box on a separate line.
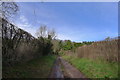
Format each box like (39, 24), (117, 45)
(49, 57), (89, 79)
(60, 57), (87, 78)
(49, 57), (64, 78)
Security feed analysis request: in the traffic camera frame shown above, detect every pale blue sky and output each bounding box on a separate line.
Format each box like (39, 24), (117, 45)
(14, 2), (118, 42)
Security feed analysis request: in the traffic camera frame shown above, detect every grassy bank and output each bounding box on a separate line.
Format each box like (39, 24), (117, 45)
(62, 55), (118, 78)
(3, 55), (56, 78)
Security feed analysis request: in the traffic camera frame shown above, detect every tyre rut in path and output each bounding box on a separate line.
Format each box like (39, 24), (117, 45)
(49, 57), (64, 78)
(49, 57), (89, 79)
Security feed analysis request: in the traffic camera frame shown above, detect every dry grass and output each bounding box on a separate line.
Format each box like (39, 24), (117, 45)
(62, 39), (119, 78)
(65, 39), (118, 62)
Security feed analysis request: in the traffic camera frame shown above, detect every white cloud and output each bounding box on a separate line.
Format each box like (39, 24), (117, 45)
(20, 15), (27, 23)
(57, 34), (71, 40)
(14, 15), (37, 37)
(57, 32), (85, 42)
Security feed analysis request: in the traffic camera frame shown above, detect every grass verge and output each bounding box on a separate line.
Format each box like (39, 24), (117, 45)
(62, 55), (118, 78)
(3, 55), (56, 78)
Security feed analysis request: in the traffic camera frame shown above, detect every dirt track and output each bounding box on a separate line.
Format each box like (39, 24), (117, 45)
(49, 57), (64, 78)
(49, 57), (89, 79)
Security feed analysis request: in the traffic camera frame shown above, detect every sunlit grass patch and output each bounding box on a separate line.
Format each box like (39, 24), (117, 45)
(62, 55), (118, 78)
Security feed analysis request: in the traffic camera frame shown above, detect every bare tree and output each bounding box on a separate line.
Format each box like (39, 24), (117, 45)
(48, 28), (56, 39)
(0, 2), (19, 20)
(36, 25), (47, 38)
(36, 25), (57, 39)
